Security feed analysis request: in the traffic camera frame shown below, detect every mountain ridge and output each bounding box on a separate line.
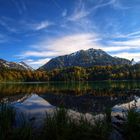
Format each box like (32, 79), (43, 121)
(0, 59), (33, 70)
(39, 48), (131, 70)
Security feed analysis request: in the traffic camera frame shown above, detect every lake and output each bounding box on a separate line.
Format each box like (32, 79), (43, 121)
(0, 81), (140, 114)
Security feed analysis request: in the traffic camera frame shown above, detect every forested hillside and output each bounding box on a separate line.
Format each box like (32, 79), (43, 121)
(0, 69), (49, 82)
(0, 64), (140, 82)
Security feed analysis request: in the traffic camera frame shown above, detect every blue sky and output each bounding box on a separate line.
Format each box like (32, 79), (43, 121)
(0, 0), (140, 68)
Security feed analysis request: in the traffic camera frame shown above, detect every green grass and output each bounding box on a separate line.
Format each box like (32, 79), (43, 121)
(0, 102), (140, 140)
(0, 102), (34, 140)
(122, 108), (140, 140)
(0, 103), (15, 140)
(41, 107), (112, 140)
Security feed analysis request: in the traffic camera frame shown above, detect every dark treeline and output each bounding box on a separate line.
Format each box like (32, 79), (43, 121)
(0, 69), (49, 82)
(0, 64), (140, 82)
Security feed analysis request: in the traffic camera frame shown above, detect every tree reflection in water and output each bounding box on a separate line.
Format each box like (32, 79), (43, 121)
(0, 81), (140, 114)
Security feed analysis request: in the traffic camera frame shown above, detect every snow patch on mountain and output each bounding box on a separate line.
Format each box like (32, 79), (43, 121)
(18, 61), (33, 70)
(0, 59), (33, 70)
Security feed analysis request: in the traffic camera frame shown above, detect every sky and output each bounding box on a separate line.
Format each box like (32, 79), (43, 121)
(0, 0), (140, 69)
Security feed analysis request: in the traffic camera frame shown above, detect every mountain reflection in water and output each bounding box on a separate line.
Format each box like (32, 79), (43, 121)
(11, 93), (140, 128)
(12, 94), (55, 128)
(0, 81), (140, 114)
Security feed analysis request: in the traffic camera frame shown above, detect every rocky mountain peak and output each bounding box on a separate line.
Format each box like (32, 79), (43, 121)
(39, 48), (131, 70)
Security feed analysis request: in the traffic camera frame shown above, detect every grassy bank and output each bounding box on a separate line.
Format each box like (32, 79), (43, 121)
(0, 103), (140, 140)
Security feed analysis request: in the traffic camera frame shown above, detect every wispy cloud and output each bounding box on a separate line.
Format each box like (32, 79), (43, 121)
(22, 51), (58, 58)
(19, 29), (140, 68)
(103, 34), (140, 61)
(113, 52), (140, 61)
(111, 30), (140, 39)
(68, 0), (90, 21)
(11, 0), (27, 15)
(108, 38), (140, 49)
(18, 33), (103, 68)
(33, 21), (53, 31)
(1, 0), (139, 68)
(111, 0), (131, 10)
(20, 20), (53, 32)
(24, 58), (50, 69)
(19, 33), (102, 58)
(0, 32), (20, 43)
(0, 18), (18, 33)
(103, 46), (138, 52)
(68, 0), (121, 21)
(51, 0), (63, 11)
(0, 17), (53, 34)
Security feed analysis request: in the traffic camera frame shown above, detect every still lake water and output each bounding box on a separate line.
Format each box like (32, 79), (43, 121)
(0, 81), (140, 114)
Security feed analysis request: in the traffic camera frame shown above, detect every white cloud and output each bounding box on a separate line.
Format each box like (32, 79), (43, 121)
(19, 32), (140, 68)
(20, 20), (53, 32)
(103, 46), (138, 52)
(25, 58), (50, 65)
(104, 36), (140, 62)
(110, 38), (140, 47)
(68, 0), (118, 21)
(68, 0), (90, 21)
(24, 58), (50, 69)
(20, 33), (102, 58)
(0, 17), (53, 34)
(33, 21), (52, 31)
(19, 30), (140, 68)
(112, 33), (140, 39)
(127, 30), (140, 37)
(68, 9), (90, 21)
(19, 33), (104, 68)
(22, 51), (58, 58)
(113, 52), (140, 61)
(47, 33), (101, 53)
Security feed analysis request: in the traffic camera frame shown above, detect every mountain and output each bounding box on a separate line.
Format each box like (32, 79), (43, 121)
(18, 61), (33, 70)
(0, 59), (33, 70)
(39, 48), (131, 70)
